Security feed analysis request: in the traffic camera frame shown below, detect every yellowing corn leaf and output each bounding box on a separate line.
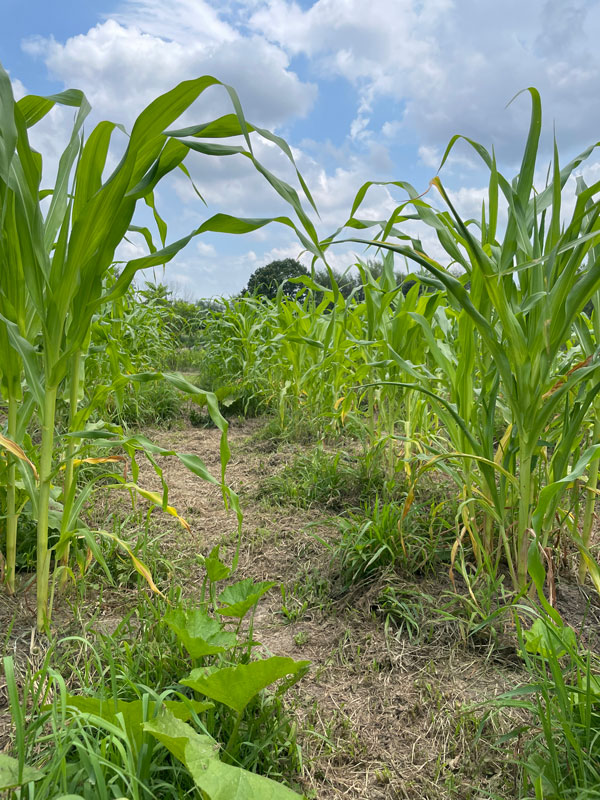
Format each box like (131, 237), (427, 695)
(542, 355), (593, 400)
(99, 530), (165, 597)
(60, 455), (127, 471)
(494, 423), (513, 465)
(111, 483), (191, 532)
(397, 517), (407, 558)
(73, 456), (126, 466)
(402, 485), (415, 519)
(0, 434), (38, 479)
(450, 525), (480, 604)
(461, 505), (480, 564)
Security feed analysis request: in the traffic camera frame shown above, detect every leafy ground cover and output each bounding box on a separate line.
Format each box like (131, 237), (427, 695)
(1, 416), (565, 799)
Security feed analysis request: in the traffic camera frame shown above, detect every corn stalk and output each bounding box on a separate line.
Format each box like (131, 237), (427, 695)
(0, 63), (322, 629)
(329, 89), (600, 588)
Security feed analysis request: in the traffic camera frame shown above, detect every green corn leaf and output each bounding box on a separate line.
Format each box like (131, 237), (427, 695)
(510, 88), (542, 208)
(532, 444), (600, 534)
(0, 64), (17, 182)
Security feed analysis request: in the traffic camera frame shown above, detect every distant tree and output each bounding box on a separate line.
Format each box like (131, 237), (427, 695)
(313, 268), (362, 301)
(245, 258), (309, 299)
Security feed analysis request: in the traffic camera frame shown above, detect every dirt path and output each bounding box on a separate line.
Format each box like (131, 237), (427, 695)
(129, 419), (524, 800)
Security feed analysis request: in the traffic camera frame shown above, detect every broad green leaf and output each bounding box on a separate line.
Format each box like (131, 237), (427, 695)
(523, 618), (576, 659)
(0, 754), (44, 790)
(200, 545), (232, 583)
(64, 694), (212, 751)
(216, 578), (276, 618)
(182, 656), (310, 713)
(54, 796), (87, 800)
(164, 607), (237, 658)
(144, 712), (302, 799)
(144, 711), (216, 766)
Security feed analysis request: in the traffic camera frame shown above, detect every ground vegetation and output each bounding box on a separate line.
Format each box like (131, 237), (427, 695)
(1, 68), (600, 800)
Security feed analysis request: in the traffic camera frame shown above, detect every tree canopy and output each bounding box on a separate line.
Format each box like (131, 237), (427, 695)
(245, 258), (309, 299)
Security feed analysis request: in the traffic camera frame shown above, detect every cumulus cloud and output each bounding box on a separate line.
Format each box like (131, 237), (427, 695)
(248, 0), (600, 163)
(10, 76), (27, 100)
(23, 12), (316, 129)
(16, 0), (600, 297)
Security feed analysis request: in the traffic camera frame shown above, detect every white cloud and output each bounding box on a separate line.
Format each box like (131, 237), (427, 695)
(10, 77), (27, 100)
(350, 114), (370, 141)
(381, 120), (402, 140)
(249, 0), (600, 163)
(418, 145), (440, 170)
(16, 0), (600, 298)
(23, 13), (316, 130)
(196, 240), (217, 257)
(109, 0), (237, 46)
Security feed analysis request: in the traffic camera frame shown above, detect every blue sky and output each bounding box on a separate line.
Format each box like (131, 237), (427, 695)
(2, 0), (600, 297)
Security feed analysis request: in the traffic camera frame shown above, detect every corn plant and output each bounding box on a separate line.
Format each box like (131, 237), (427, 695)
(0, 62), (322, 629)
(330, 89), (600, 589)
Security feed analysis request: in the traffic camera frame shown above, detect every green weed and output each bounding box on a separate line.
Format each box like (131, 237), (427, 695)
(256, 445), (388, 511)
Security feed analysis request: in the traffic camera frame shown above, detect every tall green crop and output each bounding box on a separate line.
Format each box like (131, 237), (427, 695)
(334, 89), (600, 588)
(0, 63), (322, 629)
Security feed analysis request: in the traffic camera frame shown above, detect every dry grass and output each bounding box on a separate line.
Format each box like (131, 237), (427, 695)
(1, 417), (532, 798)
(107, 418), (529, 799)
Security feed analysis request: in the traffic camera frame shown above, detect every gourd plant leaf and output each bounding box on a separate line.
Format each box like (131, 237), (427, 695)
(523, 618), (577, 660)
(164, 607), (238, 658)
(55, 796), (87, 800)
(0, 754), (44, 790)
(144, 712), (303, 800)
(56, 796), (101, 800)
(181, 656), (310, 714)
(200, 545), (232, 583)
(216, 578), (276, 618)
(64, 694), (212, 753)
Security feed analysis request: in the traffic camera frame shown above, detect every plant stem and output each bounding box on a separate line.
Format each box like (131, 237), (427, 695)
(516, 446), (533, 590)
(37, 385), (58, 632)
(404, 391), (412, 479)
(579, 415), (600, 584)
(57, 350), (82, 587)
(5, 393), (18, 594)
(222, 710), (243, 764)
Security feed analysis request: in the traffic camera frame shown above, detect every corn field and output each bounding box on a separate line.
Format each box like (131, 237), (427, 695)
(2, 66), (600, 800)
(200, 88), (600, 598)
